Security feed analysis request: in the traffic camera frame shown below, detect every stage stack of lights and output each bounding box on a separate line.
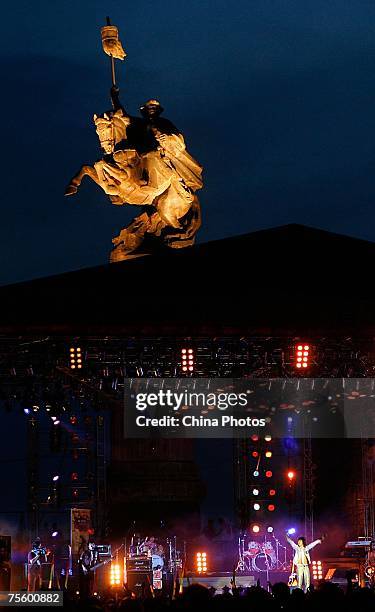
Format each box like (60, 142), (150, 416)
(181, 348), (195, 373)
(295, 343), (310, 369)
(69, 347), (83, 370)
(249, 433), (276, 534)
(312, 560), (323, 581)
(196, 552), (207, 573)
(109, 562), (121, 586)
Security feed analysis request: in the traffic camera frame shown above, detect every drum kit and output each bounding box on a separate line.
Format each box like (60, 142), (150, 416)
(128, 535), (184, 575)
(237, 533), (288, 574)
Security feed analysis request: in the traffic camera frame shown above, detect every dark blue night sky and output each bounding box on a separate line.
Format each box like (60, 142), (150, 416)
(2, 0), (375, 285)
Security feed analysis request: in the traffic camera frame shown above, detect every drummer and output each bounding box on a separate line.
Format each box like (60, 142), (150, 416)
(141, 537), (157, 556)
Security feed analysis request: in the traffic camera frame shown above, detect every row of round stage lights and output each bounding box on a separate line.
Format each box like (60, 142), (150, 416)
(181, 347), (195, 373)
(295, 344), (310, 369)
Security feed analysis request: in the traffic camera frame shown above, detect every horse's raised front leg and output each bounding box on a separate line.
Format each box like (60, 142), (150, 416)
(65, 165), (99, 196)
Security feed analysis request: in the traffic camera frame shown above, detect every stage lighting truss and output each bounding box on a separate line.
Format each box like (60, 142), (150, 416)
(3, 336), (375, 418)
(1, 335), (375, 379)
(196, 552), (207, 573)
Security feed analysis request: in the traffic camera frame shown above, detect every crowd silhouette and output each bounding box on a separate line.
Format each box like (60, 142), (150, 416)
(61, 579), (375, 611)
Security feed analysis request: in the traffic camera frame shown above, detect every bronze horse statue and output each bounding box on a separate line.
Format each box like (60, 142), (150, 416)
(66, 103), (203, 261)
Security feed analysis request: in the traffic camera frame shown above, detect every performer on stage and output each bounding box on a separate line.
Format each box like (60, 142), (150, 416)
(52, 535), (71, 590)
(286, 533), (324, 591)
(78, 541), (98, 599)
(27, 538), (48, 592)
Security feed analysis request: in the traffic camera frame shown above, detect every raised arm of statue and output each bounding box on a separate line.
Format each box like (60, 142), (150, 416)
(110, 85), (128, 115)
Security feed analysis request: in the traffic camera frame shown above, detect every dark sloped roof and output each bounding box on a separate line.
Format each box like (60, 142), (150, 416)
(1, 224), (374, 336)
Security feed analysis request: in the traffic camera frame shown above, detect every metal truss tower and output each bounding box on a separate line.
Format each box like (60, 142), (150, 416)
(303, 433), (314, 542)
(361, 437), (375, 540)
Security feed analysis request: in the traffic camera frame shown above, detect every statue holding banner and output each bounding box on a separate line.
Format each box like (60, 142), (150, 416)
(65, 19), (203, 262)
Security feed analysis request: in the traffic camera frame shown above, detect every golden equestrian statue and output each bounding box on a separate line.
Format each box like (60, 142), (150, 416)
(65, 18), (203, 262)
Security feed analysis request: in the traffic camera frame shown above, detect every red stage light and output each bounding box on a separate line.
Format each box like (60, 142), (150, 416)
(265, 470), (273, 478)
(251, 434), (259, 442)
(269, 489), (276, 496)
(295, 343), (310, 369)
(287, 470), (295, 480)
(181, 347), (194, 373)
(267, 504), (275, 512)
(252, 451), (259, 458)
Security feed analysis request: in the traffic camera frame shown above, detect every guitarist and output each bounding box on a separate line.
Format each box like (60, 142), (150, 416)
(78, 541), (98, 599)
(27, 538), (48, 592)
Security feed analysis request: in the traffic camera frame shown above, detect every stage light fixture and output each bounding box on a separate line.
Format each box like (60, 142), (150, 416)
(70, 415), (78, 425)
(251, 434), (259, 442)
(267, 526), (274, 533)
(269, 489), (276, 496)
(196, 552), (207, 573)
(52, 531), (59, 538)
(312, 560), (323, 580)
(52, 475), (59, 482)
(70, 346), (83, 370)
(267, 504), (275, 512)
(181, 347), (195, 373)
(253, 503), (261, 511)
(109, 562), (121, 586)
(253, 470), (259, 477)
(264, 435), (272, 442)
(252, 488), (259, 496)
(71, 472), (78, 481)
(295, 344), (310, 369)
(287, 528), (296, 535)
(265, 470), (273, 478)
(252, 525), (260, 533)
(265, 451), (272, 458)
(23, 408), (30, 415)
(287, 470), (295, 480)
(252, 451), (259, 458)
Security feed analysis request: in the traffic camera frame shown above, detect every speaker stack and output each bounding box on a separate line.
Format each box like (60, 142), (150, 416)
(126, 556), (153, 597)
